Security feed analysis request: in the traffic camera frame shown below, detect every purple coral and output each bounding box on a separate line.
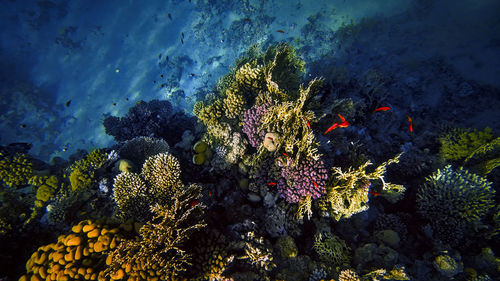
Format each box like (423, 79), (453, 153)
(277, 158), (328, 203)
(242, 103), (270, 148)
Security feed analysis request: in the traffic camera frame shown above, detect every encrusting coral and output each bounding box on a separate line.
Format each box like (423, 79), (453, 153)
(0, 152), (33, 188)
(68, 149), (107, 191)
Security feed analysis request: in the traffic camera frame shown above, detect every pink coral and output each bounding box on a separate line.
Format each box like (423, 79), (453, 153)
(277, 158), (328, 203)
(242, 103), (271, 148)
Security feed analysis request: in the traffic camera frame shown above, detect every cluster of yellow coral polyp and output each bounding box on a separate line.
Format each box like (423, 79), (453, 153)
(19, 219), (130, 281)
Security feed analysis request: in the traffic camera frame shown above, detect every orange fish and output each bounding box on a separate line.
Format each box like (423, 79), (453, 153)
(277, 29), (285, 33)
(282, 152), (290, 157)
(368, 191), (381, 196)
(268, 182), (277, 186)
(324, 114), (350, 134)
(407, 116), (413, 133)
(305, 117), (311, 129)
(374, 106), (391, 112)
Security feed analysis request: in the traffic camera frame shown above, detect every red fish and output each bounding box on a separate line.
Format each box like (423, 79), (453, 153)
(190, 200), (198, 207)
(368, 191), (381, 196)
(208, 191), (212, 197)
(282, 152), (290, 157)
(277, 29), (285, 33)
(268, 136), (274, 141)
(305, 117), (311, 129)
(268, 182), (277, 186)
(374, 106), (391, 112)
(407, 116), (413, 133)
(311, 179), (319, 188)
(324, 114), (350, 134)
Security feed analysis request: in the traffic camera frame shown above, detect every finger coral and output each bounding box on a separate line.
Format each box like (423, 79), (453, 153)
(19, 219), (135, 281)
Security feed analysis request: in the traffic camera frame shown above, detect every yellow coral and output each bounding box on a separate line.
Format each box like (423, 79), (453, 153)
(0, 153), (33, 188)
(223, 85), (246, 119)
(20, 220), (133, 281)
(68, 149), (107, 190)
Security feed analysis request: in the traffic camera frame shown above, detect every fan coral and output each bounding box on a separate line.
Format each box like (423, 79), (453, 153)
(277, 157), (328, 204)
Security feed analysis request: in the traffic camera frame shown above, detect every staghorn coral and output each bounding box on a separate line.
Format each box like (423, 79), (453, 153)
(19, 219), (135, 281)
(68, 149), (107, 191)
(319, 153), (404, 221)
(113, 172), (151, 222)
(312, 232), (350, 266)
(417, 165), (495, 245)
(0, 152), (33, 188)
(141, 152), (183, 199)
(106, 183), (206, 281)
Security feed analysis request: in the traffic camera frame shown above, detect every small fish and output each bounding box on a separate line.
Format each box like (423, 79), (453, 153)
(153, 80), (156, 83)
(168, 13), (172, 20)
(408, 116), (413, 133)
(112, 103), (117, 106)
(305, 117), (311, 129)
(20, 124), (26, 128)
(208, 191), (212, 197)
(190, 200), (198, 207)
(368, 191), (381, 196)
(267, 136), (274, 141)
(166, 55), (169, 62)
(181, 38), (184, 44)
(374, 106), (391, 112)
(268, 182), (277, 186)
(282, 152), (290, 157)
(277, 29), (285, 33)
(324, 114), (350, 134)
(65, 100), (71, 107)
(244, 18), (252, 24)
(181, 32), (184, 39)
(158, 53), (162, 59)
(160, 74), (164, 78)
(189, 73), (195, 77)
(311, 179), (319, 188)
(126, 98), (129, 101)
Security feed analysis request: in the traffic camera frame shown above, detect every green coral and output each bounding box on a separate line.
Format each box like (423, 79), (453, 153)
(68, 149), (107, 190)
(0, 152), (33, 188)
(319, 153), (404, 221)
(440, 127), (500, 175)
(313, 232), (350, 266)
(417, 165), (496, 244)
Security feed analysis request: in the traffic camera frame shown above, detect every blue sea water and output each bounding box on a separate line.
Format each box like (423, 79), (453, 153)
(1, 0), (498, 161)
(1, 0), (500, 280)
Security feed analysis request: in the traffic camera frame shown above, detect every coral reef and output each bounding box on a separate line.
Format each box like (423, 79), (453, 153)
(313, 232), (350, 267)
(106, 183), (206, 280)
(0, 152), (33, 188)
(68, 149), (107, 191)
(116, 136), (170, 168)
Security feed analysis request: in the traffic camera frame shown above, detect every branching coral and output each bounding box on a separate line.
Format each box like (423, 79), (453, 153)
(112, 152), (184, 222)
(417, 165), (495, 244)
(106, 183), (206, 280)
(319, 153), (404, 221)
